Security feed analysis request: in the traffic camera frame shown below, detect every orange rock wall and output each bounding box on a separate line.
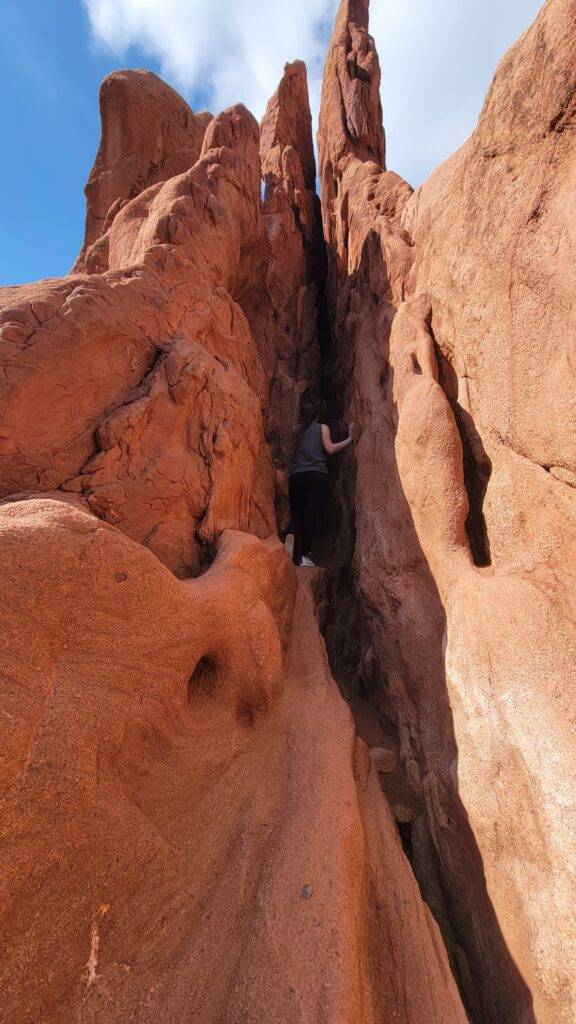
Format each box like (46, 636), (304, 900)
(1, 3), (574, 1022)
(0, 45), (469, 1024)
(0, 95), (277, 576)
(318, 1), (576, 1021)
(0, 495), (467, 1024)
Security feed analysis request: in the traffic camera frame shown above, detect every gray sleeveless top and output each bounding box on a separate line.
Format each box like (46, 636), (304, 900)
(290, 421), (328, 476)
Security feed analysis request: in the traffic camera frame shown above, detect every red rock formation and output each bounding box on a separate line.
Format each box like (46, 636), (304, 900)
(0, 53), (468, 1024)
(255, 61), (324, 504)
(260, 59), (316, 190)
(396, 1), (576, 1016)
(319, 1), (576, 1021)
(1, 3), (574, 1020)
(74, 70), (212, 269)
(0, 93), (275, 576)
(0, 61), (325, 567)
(0, 494), (467, 1024)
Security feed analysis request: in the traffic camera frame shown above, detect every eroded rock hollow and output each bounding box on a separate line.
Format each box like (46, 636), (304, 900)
(0, 1), (574, 1022)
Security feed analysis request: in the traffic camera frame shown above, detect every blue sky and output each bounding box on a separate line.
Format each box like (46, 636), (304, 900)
(0, 0), (158, 284)
(0, 0), (542, 287)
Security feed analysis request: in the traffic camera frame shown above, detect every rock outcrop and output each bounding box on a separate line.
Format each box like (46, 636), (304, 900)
(397, 1), (576, 1015)
(0, 44), (468, 1024)
(318, 1), (576, 1022)
(0, 2), (574, 1021)
(257, 61), (324, 504)
(74, 70), (212, 270)
(0, 62), (325, 567)
(0, 495), (467, 1024)
(0, 88), (276, 576)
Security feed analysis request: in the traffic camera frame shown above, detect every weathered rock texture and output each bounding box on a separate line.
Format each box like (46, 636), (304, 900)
(0, 63), (324, 566)
(318, 1), (576, 1022)
(0, 52), (467, 1024)
(257, 61), (324, 503)
(0, 495), (467, 1024)
(74, 70), (212, 270)
(1, 2), (575, 1021)
(0, 82), (278, 576)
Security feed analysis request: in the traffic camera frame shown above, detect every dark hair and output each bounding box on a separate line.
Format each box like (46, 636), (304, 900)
(291, 395), (319, 461)
(299, 399), (318, 429)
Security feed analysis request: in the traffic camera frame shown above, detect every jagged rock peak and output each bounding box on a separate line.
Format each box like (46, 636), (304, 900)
(202, 102), (260, 155)
(248, 59), (323, 486)
(74, 69), (212, 271)
(260, 60), (316, 189)
(318, 0), (385, 172)
(335, 0), (370, 31)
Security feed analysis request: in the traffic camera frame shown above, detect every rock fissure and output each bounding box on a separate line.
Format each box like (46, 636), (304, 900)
(0, 2), (575, 1023)
(312, 2), (576, 1023)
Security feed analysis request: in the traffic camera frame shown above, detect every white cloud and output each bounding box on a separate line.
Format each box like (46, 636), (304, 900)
(83, 0), (544, 186)
(371, 0), (543, 185)
(83, 0), (337, 121)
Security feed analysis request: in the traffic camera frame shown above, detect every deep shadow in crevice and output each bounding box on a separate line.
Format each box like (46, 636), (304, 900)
(435, 347), (492, 567)
(188, 654), (220, 700)
(397, 820), (413, 861)
(314, 226), (535, 1024)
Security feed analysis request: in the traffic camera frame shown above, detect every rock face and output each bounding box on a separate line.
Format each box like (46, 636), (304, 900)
(0, 495), (467, 1024)
(398, 1), (576, 1016)
(0, 63), (324, 568)
(318, 1), (576, 1022)
(0, 86), (276, 576)
(0, 48), (467, 1024)
(0, 3), (574, 1022)
(74, 70), (212, 270)
(257, 61), (324, 505)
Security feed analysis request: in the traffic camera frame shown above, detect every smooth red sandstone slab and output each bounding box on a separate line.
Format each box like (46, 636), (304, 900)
(403, 0), (576, 568)
(0, 496), (467, 1024)
(393, 302), (576, 1024)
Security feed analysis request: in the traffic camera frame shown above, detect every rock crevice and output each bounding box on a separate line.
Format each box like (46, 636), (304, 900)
(0, 3), (575, 1023)
(317, 2), (576, 1022)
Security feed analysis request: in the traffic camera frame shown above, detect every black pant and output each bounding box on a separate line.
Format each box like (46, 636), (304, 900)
(288, 471), (328, 564)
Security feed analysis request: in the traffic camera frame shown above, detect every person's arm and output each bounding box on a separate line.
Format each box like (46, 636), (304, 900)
(321, 422), (354, 455)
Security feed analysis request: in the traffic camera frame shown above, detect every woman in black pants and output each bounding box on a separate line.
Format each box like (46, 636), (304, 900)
(287, 401), (353, 567)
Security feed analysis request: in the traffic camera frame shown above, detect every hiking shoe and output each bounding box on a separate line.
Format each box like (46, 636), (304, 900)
(301, 556), (316, 567)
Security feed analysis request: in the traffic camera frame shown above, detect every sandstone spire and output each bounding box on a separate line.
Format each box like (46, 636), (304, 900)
(260, 59), (316, 189)
(318, 0), (385, 189)
(74, 70), (212, 271)
(250, 60), (324, 496)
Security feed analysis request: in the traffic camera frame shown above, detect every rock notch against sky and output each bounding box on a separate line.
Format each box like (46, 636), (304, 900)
(0, 1), (574, 1022)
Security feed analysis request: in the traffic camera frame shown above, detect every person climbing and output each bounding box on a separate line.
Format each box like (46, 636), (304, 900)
(285, 398), (353, 567)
